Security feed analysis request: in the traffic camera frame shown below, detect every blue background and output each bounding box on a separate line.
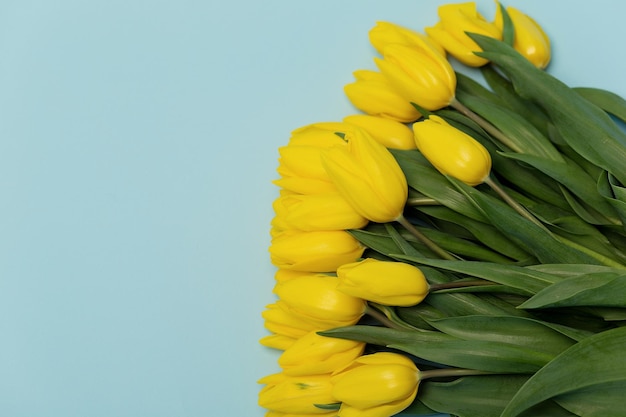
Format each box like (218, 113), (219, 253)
(1, 1), (625, 416)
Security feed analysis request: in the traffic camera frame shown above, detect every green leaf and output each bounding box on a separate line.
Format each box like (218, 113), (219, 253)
(555, 380), (626, 416)
(598, 171), (626, 232)
(471, 33), (626, 185)
(499, 2), (515, 46)
(395, 256), (558, 295)
(574, 86), (626, 124)
(384, 222), (422, 257)
(426, 315), (576, 356)
(418, 206), (530, 261)
(419, 376), (577, 417)
(499, 152), (620, 224)
(518, 272), (626, 309)
(501, 326), (626, 417)
(448, 176), (609, 265)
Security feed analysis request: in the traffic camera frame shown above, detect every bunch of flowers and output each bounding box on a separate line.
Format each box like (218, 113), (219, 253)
(260, 2), (626, 417)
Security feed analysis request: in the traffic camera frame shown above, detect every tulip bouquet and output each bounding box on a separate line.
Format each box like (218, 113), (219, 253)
(260, 2), (626, 417)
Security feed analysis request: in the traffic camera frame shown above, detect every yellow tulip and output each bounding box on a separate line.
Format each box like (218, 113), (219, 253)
(337, 259), (429, 306)
(425, 2), (502, 67)
(278, 330), (365, 376)
(274, 275), (366, 324)
(331, 352), (420, 417)
(265, 411), (336, 417)
(258, 372), (335, 415)
(375, 42), (456, 111)
(274, 123), (349, 195)
(321, 128), (408, 223)
(368, 21), (445, 56)
(343, 114), (416, 150)
(262, 301), (318, 341)
(494, 4), (551, 69)
(272, 193), (368, 232)
(413, 115), (492, 186)
(269, 230), (364, 272)
(344, 70), (421, 123)
(259, 333), (296, 351)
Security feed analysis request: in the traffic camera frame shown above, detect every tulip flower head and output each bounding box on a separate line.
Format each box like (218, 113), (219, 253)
(425, 2), (502, 67)
(331, 352), (420, 417)
(375, 42), (457, 111)
(321, 128), (408, 223)
(344, 70), (421, 123)
(413, 115), (492, 186)
(272, 193), (368, 232)
(343, 114), (416, 150)
(368, 21), (446, 57)
(258, 372), (335, 415)
(273, 275), (366, 326)
(494, 4), (551, 69)
(278, 330), (365, 376)
(337, 258), (429, 306)
(269, 230), (365, 272)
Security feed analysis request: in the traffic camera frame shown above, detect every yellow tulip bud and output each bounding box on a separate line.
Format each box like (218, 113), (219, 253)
(343, 114), (416, 150)
(375, 42), (456, 111)
(369, 21), (446, 57)
(278, 331), (365, 376)
(331, 352), (419, 417)
(272, 193), (368, 232)
(269, 230), (365, 272)
(274, 275), (366, 324)
(274, 269), (311, 283)
(321, 129), (408, 223)
(413, 115), (492, 186)
(259, 333), (296, 351)
(337, 259), (429, 306)
(494, 4), (551, 69)
(425, 2), (502, 67)
(258, 372), (335, 415)
(274, 123), (349, 195)
(265, 411), (336, 417)
(344, 70), (421, 123)
(262, 301), (317, 340)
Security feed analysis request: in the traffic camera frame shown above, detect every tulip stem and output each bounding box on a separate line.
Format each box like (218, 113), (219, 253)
(364, 304), (409, 331)
(407, 197), (440, 206)
(483, 175), (547, 230)
(450, 98), (524, 154)
(395, 214), (458, 261)
(429, 280), (494, 292)
(420, 368), (496, 380)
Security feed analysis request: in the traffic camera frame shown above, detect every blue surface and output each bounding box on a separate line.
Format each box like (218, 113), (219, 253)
(1, 1), (625, 416)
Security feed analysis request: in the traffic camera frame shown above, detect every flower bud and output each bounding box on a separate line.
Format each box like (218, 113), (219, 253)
(274, 275), (366, 325)
(321, 129), (408, 223)
(331, 352), (419, 417)
(274, 123), (349, 195)
(494, 4), (550, 69)
(425, 2), (502, 67)
(278, 331), (365, 376)
(343, 114), (416, 150)
(413, 115), (492, 186)
(272, 193), (368, 232)
(369, 21), (445, 56)
(258, 372), (335, 415)
(375, 42), (456, 111)
(269, 230), (365, 272)
(337, 259), (429, 306)
(344, 70), (421, 123)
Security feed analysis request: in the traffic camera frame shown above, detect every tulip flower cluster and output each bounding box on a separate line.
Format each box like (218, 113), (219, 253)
(261, 2), (626, 417)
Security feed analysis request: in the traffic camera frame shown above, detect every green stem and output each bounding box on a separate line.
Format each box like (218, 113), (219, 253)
(420, 368), (496, 380)
(450, 97), (524, 153)
(395, 214), (458, 260)
(485, 176), (626, 269)
(364, 304), (406, 330)
(429, 280), (495, 292)
(407, 197), (440, 206)
(483, 175), (547, 231)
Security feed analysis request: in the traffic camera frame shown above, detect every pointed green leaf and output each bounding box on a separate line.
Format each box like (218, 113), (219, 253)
(419, 376), (577, 417)
(518, 272), (626, 309)
(574, 86), (626, 124)
(598, 171), (626, 232)
(501, 326), (626, 417)
(470, 33), (626, 185)
(555, 380), (626, 417)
